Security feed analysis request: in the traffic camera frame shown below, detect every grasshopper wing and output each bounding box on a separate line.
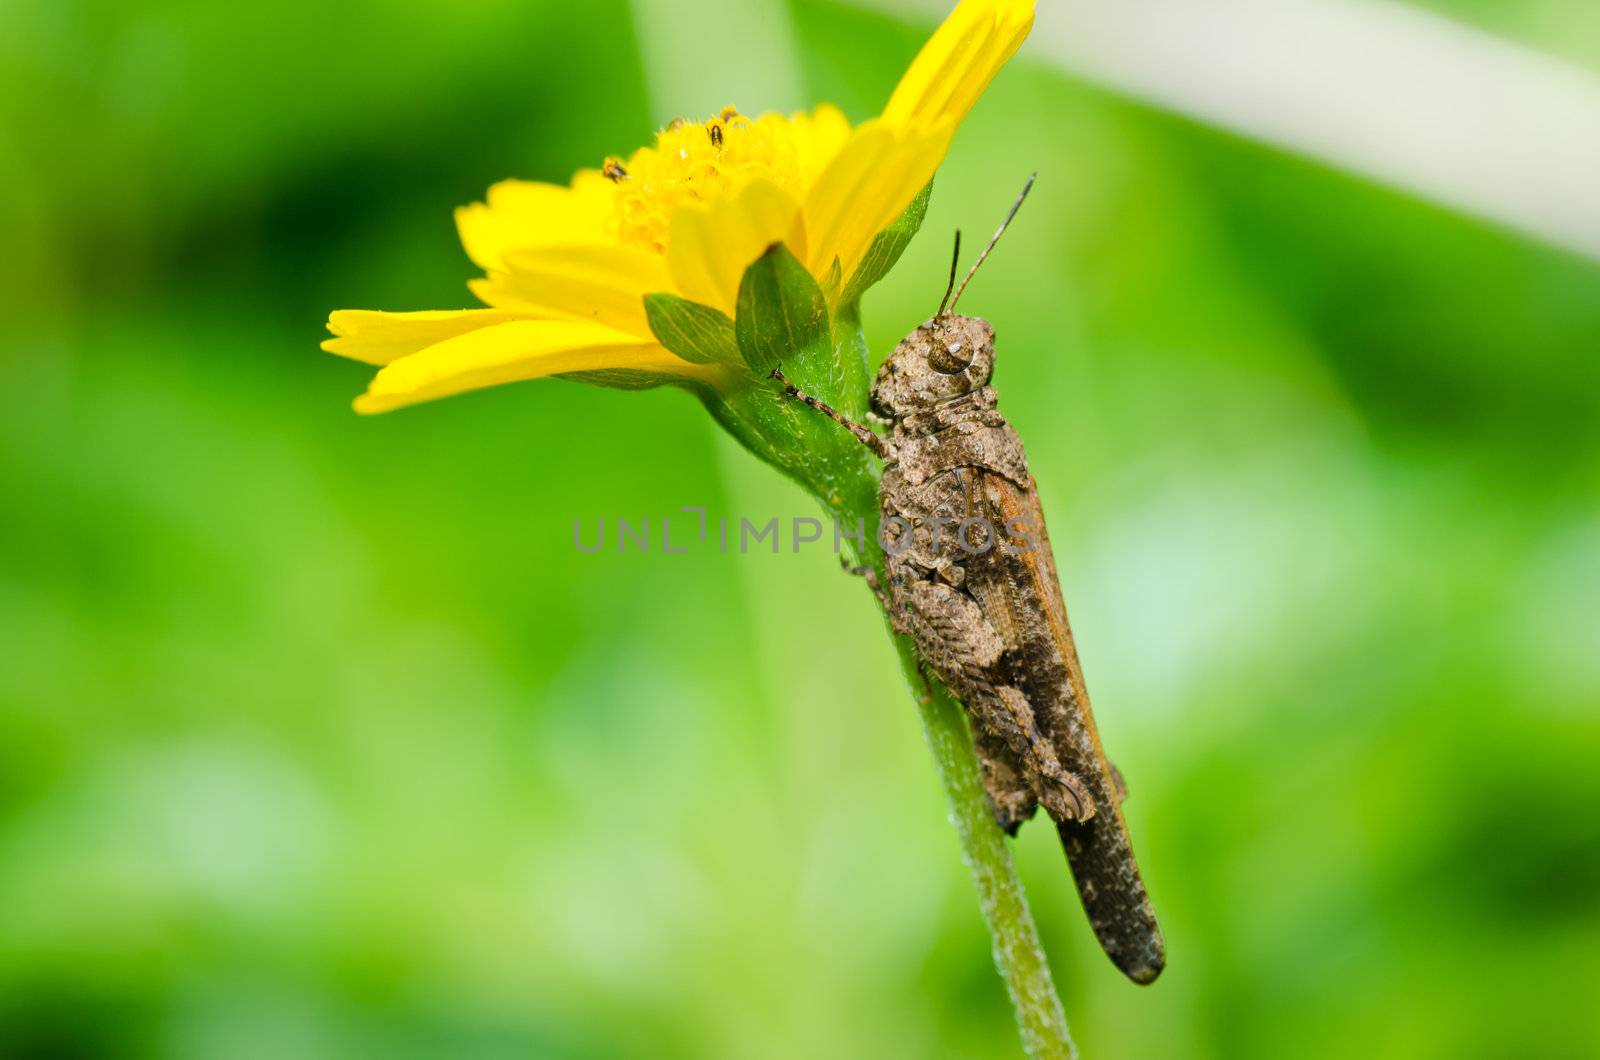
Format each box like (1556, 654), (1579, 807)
(968, 469), (1166, 984)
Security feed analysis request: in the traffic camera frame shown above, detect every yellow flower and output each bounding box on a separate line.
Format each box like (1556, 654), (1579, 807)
(324, 0), (1034, 414)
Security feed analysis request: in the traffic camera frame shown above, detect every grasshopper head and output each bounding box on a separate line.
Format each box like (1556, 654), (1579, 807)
(870, 313), (995, 419)
(873, 178), (1032, 420)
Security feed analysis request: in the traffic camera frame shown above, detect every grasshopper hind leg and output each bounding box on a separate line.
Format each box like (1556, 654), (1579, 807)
(903, 579), (1096, 825)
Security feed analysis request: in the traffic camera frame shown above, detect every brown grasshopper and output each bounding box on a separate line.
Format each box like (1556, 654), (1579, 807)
(775, 177), (1165, 983)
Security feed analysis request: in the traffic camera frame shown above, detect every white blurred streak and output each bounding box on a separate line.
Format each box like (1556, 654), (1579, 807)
(860, 0), (1600, 262)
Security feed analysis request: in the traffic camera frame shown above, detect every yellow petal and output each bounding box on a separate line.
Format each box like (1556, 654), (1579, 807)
(786, 103), (853, 186)
(470, 243), (672, 338)
(454, 170), (614, 271)
(355, 319), (706, 415)
(666, 178), (803, 317)
(322, 308), (527, 366)
(881, 0), (1035, 134)
(797, 119), (946, 286)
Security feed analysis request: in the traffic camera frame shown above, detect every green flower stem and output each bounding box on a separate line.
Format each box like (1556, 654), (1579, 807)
(889, 635), (1077, 1060)
(712, 307), (1077, 1056)
(838, 491), (1074, 1059)
(834, 310), (1073, 1056)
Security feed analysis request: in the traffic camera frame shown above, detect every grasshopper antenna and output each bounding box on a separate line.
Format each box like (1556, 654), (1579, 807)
(948, 172), (1036, 314)
(936, 229), (962, 319)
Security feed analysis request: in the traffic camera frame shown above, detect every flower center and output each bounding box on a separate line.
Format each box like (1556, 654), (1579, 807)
(605, 107), (801, 255)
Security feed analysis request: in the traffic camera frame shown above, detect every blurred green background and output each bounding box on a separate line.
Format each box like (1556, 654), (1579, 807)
(3, 0), (1599, 1056)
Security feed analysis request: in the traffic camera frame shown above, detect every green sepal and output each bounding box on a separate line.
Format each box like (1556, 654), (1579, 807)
(819, 257), (844, 306)
(643, 293), (742, 365)
(734, 242), (830, 375)
(558, 368), (686, 391)
(712, 242), (885, 531)
(840, 181), (932, 307)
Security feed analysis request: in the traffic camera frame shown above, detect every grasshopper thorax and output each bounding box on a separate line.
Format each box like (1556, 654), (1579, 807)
(870, 313), (996, 420)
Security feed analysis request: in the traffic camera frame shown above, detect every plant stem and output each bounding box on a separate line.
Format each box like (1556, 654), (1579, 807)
(721, 390), (1079, 1052)
(631, 0), (1075, 1050)
(835, 473), (1075, 1056)
(890, 635), (1077, 1059)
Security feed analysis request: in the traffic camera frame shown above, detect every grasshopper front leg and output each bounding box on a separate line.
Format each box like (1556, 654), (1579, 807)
(770, 367), (891, 459)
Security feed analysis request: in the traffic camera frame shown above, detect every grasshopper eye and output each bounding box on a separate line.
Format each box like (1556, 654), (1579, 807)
(928, 341), (972, 374)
